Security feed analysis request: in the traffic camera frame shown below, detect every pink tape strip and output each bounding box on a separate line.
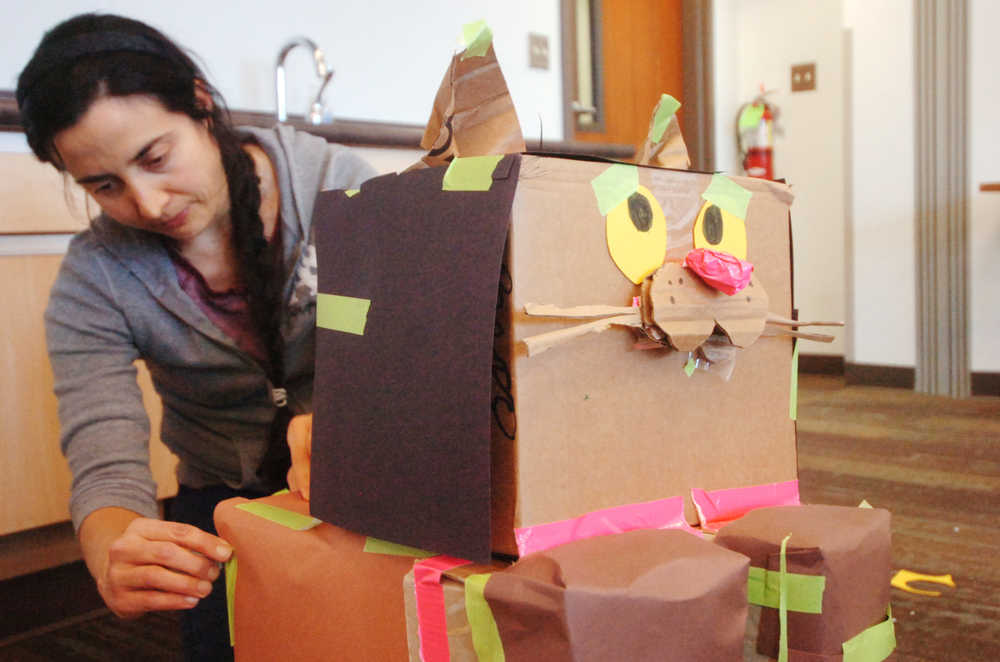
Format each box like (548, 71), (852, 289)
(413, 555), (469, 662)
(514, 496), (695, 557)
(691, 479), (800, 532)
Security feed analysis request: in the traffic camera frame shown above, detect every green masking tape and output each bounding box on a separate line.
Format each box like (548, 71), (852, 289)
(789, 340), (800, 420)
(462, 20), (493, 59)
(235, 502), (321, 531)
(225, 555), (237, 647)
(363, 537), (435, 558)
(842, 606), (896, 662)
(442, 154), (505, 191)
(747, 566), (826, 614)
(701, 173), (752, 220)
(591, 163), (639, 216)
(778, 534), (791, 662)
(465, 573), (505, 662)
(316, 293), (372, 336)
(651, 94), (681, 143)
(345, 189), (360, 197)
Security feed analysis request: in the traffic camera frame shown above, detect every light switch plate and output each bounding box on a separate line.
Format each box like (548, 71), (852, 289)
(529, 33), (549, 70)
(791, 62), (816, 92)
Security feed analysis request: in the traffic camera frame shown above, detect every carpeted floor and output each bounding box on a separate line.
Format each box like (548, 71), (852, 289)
(0, 611), (181, 662)
(2, 375), (997, 661)
(796, 375), (1000, 662)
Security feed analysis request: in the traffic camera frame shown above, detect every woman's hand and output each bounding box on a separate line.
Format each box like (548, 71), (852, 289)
(286, 413), (313, 500)
(79, 508), (232, 620)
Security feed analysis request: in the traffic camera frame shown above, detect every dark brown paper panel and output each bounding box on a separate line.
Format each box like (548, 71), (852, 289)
(311, 157), (521, 562)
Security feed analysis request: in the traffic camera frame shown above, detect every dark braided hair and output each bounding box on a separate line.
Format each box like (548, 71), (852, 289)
(17, 13), (284, 383)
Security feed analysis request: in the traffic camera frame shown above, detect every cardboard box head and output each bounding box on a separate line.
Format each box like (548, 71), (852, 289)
(310, 152), (799, 561)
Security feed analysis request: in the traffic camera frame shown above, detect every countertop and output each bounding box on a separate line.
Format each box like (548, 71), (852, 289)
(0, 91), (634, 160)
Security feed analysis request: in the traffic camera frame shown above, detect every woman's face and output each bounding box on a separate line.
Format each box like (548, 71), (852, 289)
(52, 94), (229, 245)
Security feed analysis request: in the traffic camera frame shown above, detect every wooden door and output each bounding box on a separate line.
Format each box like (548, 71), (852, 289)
(564, 0), (686, 149)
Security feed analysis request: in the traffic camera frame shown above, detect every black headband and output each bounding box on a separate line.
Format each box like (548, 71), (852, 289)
(17, 31), (174, 107)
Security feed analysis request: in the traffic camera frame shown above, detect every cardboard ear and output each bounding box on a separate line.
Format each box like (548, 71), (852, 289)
(636, 93), (691, 169)
(418, 24), (525, 168)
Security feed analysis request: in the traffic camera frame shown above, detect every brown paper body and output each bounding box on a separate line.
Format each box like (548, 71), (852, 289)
(713, 505), (893, 660)
(214, 493), (415, 662)
(481, 529), (749, 662)
(420, 44), (525, 168)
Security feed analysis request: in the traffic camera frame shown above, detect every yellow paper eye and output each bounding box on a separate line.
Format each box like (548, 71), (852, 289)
(692, 201), (747, 260)
(606, 185), (667, 284)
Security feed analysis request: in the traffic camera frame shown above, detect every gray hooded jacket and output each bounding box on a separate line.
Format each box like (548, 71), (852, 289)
(45, 125), (376, 531)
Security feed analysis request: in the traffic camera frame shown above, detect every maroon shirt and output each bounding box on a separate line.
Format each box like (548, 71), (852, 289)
(168, 223), (285, 368)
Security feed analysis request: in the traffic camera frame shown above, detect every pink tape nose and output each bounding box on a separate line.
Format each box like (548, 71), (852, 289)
(684, 248), (754, 295)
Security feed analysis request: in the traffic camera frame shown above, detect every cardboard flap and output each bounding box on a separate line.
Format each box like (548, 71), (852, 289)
(310, 155), (522, 563)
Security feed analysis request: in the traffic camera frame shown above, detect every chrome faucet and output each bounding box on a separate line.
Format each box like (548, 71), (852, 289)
(274, 37), (334, 124)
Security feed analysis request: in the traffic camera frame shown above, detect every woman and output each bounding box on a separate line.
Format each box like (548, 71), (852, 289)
(16, 13), (374, 660)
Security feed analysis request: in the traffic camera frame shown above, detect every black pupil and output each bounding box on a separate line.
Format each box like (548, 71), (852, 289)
(703, 205), (724, 244)
(627, 193), (653, 232)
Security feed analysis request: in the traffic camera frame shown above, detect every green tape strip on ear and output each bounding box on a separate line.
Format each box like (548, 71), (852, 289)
(442, 154), (505, 191)
(225, 555), (237, 647)
(651, 94), (681, 143)
(465, 573), (505, 662)
(702, 173), (752, 220)
(235, 502), (322, 531)
(461, 20), (493, 59)
(842, 607), (896, 662)
(316, 293), (372, 336)
(591, 163), (639, 216)
(747, 565), (826, 614)
(363, 537), (436, 558)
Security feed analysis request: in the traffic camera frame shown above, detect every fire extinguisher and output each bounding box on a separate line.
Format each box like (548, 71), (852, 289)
(736, 90), (779, 180)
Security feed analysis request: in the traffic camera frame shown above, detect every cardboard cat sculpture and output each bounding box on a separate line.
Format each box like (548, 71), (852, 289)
(308, 24), (831, 562)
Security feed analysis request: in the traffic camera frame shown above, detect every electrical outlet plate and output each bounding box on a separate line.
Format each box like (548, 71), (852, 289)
(529, 33), (549, 70)
(791, 62), (816, 92)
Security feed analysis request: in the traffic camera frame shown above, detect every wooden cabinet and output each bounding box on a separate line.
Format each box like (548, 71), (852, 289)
(0, 154), (177, 537)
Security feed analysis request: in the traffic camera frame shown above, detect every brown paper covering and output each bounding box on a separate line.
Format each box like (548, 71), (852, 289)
(402, 530), (750, 662)
(713, 505), (892, 659)
(214, 493), (415, 662)
(482, 529), (750, 662)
